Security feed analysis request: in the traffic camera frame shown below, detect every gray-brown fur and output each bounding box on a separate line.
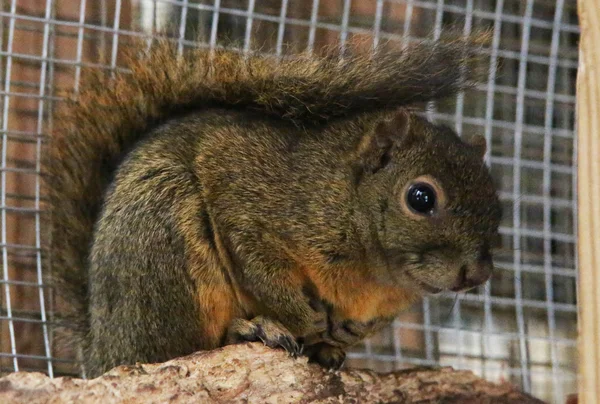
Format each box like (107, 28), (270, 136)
(43, 33), (500, 377)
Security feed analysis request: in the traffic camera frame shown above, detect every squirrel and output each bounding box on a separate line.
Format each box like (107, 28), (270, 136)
(43, 32), (502, 378)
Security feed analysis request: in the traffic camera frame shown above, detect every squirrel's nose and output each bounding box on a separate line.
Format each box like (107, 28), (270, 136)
(451, 247), (493, 292)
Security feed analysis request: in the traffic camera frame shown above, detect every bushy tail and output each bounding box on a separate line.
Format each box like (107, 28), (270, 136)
(43, 31), (489, 337)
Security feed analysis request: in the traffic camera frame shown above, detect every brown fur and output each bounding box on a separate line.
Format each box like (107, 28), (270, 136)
(43, 32), (501, 377)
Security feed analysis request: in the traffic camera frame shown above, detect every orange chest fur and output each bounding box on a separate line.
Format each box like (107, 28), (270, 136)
(302, 264), (419, 323)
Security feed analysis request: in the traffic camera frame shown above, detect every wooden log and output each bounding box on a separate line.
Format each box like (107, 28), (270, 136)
(0, 343), (544, 403)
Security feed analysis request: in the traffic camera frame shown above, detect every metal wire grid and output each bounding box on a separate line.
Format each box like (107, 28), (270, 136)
(0, 1), (578, 403)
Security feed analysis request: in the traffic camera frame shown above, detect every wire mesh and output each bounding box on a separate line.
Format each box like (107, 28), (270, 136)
(0, 1), (579, 403)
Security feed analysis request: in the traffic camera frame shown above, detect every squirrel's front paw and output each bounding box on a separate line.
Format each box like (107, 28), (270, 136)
(305, 343), (346, 370)
(226, 316), (302, 357)
(305, 316), (387, 348)
(309, 310), (328, 336)
(325, 318), (379, 347)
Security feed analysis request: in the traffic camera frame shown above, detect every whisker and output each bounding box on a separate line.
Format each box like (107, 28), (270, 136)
(444, 293), (461, 320)
(507, 193), (525, 205)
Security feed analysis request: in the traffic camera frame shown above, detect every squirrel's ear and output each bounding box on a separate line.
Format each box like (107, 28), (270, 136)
(466, 134), (487, 160)
(356, 109), (411, 174)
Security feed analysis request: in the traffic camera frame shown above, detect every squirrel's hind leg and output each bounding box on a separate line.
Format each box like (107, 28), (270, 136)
(226, 316), (302, 357)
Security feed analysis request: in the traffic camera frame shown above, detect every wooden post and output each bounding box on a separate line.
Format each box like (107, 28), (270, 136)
(577, 0), (600, 403)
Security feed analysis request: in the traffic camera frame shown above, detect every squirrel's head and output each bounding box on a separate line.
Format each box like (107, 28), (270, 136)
(353, 109), (502, 295)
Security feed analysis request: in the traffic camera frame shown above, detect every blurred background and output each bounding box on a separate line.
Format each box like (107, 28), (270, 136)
(0, 1), (578, 403)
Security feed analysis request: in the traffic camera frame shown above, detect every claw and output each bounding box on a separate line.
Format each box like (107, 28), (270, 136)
(226, 316), (301, 358)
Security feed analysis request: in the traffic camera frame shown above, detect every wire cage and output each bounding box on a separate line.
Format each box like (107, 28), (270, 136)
(0, 1), (579, 403)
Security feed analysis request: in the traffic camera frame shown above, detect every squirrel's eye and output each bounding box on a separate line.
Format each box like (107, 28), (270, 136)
(406, 183), (436, 214)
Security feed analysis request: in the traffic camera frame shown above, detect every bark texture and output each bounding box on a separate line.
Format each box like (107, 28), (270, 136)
(0, 343), (545, 403)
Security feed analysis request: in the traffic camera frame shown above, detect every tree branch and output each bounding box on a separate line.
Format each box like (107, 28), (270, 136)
(0, 343), (545, 403)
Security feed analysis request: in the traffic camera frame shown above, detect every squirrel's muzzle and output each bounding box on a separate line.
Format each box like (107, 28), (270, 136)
(450, 246), (493, 292)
